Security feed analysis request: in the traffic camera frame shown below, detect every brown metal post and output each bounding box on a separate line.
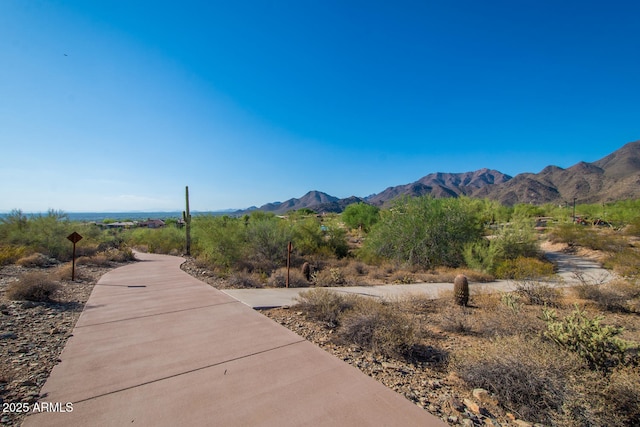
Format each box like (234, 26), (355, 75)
(71, 241), (77, 281)
(286, 241), (292, 288)
(67, 232), (83, 282)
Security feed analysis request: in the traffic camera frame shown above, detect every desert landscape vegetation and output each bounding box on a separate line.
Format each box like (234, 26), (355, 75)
(2, 142), (640, 426)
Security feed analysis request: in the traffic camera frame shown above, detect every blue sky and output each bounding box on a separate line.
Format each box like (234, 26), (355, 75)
(1, 1), (639, 212)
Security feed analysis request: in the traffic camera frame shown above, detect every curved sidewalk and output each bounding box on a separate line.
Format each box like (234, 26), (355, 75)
(225, 251), (614, 309)
(23, 253), (445, 427)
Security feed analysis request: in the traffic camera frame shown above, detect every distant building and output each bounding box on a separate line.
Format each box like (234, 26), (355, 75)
(100, 221), (136, 230)
(139, 219), (166, 229)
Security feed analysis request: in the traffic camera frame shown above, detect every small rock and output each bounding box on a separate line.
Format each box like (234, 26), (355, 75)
(461, 418), (474, 427)
(472, 387), (494, 403)
(463, 398), (481, 414)
(514, 420), (534, 427)
(21, 301), (39, 309)
(447, 416), (459, 424)
(428, 379), (442, 389)
(449, 397), (466, 413)
(382, 362), (400, 370)
(0, 332), (18, 340)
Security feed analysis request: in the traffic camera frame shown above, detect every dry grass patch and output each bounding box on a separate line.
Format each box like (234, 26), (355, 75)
(295, 288), (357, 326)
(337, 298), (417, 359)
(267, 267), (309, 288)
(6, 272), (60, 302)
(227, 271), (264, 289)
(452, 335), (587, 425)
(16, 253), (54, 268)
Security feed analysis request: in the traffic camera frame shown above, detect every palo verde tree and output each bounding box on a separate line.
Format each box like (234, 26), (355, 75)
(361, 196), (483, 269)
(341, 202), (380, 232)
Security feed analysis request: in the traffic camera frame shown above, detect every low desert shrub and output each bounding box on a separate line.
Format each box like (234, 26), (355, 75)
(267, 268), (309, 288)
(550, 223), (628, 253)
(604, 249), (640, 277)
(227, 271), (264, 289)
(16, 253), (54, 268)
(604, 366), (640, 425)
(311, 267), (346, 286)
(344, 261), (368, 276)
(542, 306), (636, 371)
(390, 272), (414, 284)
(295, 288), (357, 326)
(559, 366), (640, 427)
(50, 262), (86, 282)
(6, 272), (60, 302)
(573, 279), (638, 312)
(0, 245), (28, 265)
(438, 305), (474, 334)
(515, 279), (562, 306)
(495, 256), (555, 280)
(419, 268), (494, 284)
(103, 248), (135, 263)
(77, 254), (111, 267)
(337, 298), (416, 359)
(452, 335), (586, 425)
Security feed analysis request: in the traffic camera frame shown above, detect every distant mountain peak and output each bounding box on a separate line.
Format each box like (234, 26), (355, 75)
(238, 139), (640, 213)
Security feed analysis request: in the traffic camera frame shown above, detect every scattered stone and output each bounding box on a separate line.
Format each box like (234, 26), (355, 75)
(461, 418), (474, 427)
(0, 261), (129, 427)
(463, 398), (481, 414)
(472, 387), (494, 404)
(449, 397), (466, 413)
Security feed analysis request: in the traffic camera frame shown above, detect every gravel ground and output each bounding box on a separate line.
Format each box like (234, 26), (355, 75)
(261, 307), (529, 427)
(0, 261), (126, 427)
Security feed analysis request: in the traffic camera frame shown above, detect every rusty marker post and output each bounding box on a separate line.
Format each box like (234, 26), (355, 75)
(286, 241), (293, 288)
(67, 232), (83, 281)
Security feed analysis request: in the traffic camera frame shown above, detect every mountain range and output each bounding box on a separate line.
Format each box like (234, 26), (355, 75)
(239, 140), (640, 215)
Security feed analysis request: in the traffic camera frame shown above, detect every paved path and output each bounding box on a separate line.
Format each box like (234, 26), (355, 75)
(23, 253), (445, 427)
(224, 252), (614, 309)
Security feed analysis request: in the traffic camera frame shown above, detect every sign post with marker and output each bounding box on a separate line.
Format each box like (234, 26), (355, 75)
(67, 232), (83, 281)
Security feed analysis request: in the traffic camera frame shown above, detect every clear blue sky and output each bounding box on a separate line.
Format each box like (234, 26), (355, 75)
(1, 1), (639, 212)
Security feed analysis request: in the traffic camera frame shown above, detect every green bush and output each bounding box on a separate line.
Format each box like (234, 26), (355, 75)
(244, 212), (293, 272)
(549, 223), (628, 252)
(495, 256), (555, 280)
(361, 196), (483, 269)
(0, 245), (28, 265)
(543, 306), (636, 371)
(192, 215), (244, 271)
(342, 202), (380, 232)
(126, 227), (185, 254)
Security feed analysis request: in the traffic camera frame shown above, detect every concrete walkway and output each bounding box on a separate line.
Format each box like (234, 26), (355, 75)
(224, 252), (614, 309)
(23, 253), (445, 427)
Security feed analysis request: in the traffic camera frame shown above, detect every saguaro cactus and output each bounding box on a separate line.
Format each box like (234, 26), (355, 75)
(183, 186), (192, 256)
(453, 274), (469, 306)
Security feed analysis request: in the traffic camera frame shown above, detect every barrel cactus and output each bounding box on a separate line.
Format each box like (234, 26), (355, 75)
(454, 274), (469, 306)
(302, 262), (311, 281)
